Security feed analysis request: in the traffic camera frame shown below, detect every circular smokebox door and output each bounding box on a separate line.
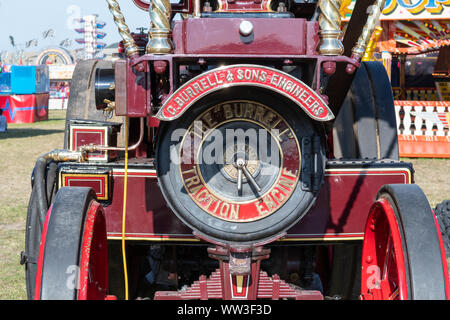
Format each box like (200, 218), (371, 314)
(156, 87), (326, 244)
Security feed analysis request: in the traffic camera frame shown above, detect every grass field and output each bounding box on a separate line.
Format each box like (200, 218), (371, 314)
(0, 110), (449, 300)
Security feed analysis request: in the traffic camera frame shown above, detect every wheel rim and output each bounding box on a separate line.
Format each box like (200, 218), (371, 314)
(78, 200), (108, 300)
(361, 198), (409, 300)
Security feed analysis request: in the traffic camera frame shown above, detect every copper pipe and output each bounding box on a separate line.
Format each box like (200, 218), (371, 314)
(78, 117), (145, 153)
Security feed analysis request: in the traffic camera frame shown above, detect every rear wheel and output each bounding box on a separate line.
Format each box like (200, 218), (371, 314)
(34, 187), (109, 300)
(332, 61), (399, 160)
(435, 200), (450, 257)
(361, 184), (450, 300)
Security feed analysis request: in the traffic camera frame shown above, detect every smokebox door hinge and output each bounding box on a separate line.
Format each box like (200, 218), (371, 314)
(301, 136), (322, 193)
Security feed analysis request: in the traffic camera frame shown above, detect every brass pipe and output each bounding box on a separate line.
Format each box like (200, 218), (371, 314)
(78, 118), (145, 153)
(106, 0), (139, 57)
(193, 0), (201, 18)
(43, 149), (87, 162)
(147, 0), (174, 54)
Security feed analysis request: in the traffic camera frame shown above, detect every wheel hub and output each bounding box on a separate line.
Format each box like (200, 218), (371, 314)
(221, 144), (260, 182)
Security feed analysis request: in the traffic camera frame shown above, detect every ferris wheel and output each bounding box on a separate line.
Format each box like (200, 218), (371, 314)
(35, 47), (74, 65)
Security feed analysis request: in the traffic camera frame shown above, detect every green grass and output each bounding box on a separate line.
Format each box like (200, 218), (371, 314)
(403, 157), (450, 208)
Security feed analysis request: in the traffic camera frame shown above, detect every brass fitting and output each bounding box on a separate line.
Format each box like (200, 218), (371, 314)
(146, 0), (174, 54)
(362, 26), (383, 61)
(106, 0), (139, 57)
(44, 149), (87, 163)
(317, 0), (344, 55)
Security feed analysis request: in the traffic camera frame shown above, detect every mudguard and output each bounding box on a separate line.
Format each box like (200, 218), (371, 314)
(156, 64), (335, 122)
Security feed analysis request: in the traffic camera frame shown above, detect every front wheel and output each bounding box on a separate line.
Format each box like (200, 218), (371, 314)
(34, 187), (109, 300)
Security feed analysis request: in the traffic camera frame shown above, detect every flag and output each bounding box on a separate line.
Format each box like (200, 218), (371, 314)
(9, 36), (15, 48)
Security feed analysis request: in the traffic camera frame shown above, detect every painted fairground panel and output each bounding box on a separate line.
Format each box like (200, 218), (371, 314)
(341, 0), (450, 157)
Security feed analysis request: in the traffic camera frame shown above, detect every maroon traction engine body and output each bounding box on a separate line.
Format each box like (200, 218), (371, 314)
(23, 0), (450, 300)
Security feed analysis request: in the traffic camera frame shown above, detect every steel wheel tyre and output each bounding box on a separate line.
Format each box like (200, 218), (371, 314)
(34, 187), (109, 300)
(332, 61), (399, 160)
(157, 87), (326, 244)
(435, 200), (450, 257)
(361, 184), (450, 300)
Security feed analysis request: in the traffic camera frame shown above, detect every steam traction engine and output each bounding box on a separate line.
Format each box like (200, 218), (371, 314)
(23, 0), (450, 300)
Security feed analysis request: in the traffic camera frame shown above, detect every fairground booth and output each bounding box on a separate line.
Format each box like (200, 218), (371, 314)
(34, 47), (75, 110)
(0, 65), (50, 124)
(342, 0), (450, 158)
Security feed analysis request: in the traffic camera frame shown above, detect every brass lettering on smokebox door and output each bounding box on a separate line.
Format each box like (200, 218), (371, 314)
(178, 101), (301, 223)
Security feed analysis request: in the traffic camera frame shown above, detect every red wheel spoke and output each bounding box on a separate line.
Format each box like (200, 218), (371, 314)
(382, 233), (392, 281)
(78, 201), (108, 300)
(361, 198), (408, 300)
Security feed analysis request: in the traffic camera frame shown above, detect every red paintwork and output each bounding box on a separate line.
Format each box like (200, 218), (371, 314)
(360, 199), (408, 300)
(71, 127), (107, 159)
(102, 166), (410, 241)
(115, 59), (149, 117)
(306, 22), (319, 55)
(63, 175), (108, 200)
(173, 18), (307, 55)
(127, 58), (149, 117)
(286, 169), (410, 240)
(216, 0), (271, 12)
(105, 170), (193, 238)
(34, 205), (53, 300)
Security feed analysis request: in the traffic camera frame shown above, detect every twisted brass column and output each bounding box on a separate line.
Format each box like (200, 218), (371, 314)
(147, 0), (174, 54)
(317, 0), (344, 55)
(106, 0), (139, 57)
(351, 0), (387, 61)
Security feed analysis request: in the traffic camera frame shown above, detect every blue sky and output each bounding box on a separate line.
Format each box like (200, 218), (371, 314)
(0, 0), (148, 51)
